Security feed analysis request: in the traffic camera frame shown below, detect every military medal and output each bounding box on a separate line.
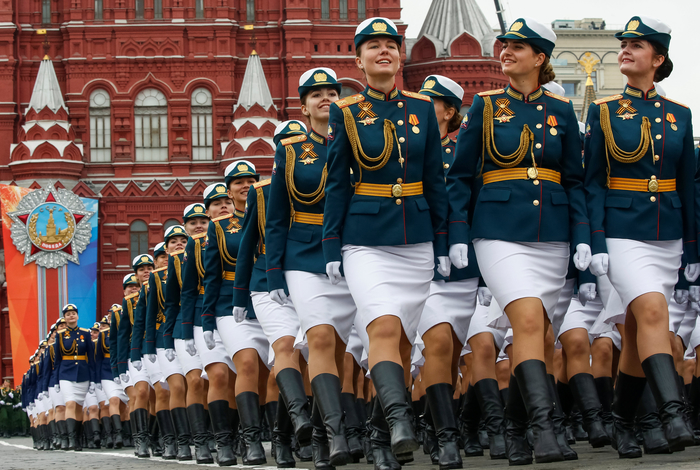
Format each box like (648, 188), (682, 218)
(226, 218), (241, 234)
(299, 143), (318, 165)
(666, 113), (677, 131)
(546, 115), (558, 136)
(409, 114), (420, 134)
(615, 99), (637, 120)
(356, 102), (378, 126)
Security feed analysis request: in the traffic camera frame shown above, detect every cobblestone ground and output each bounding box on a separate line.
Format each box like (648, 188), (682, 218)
(2, 437), (700, 469)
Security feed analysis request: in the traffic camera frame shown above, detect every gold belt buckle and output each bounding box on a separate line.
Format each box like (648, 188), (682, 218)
(391, 184), (403, 198)
(648, 176), (658, 193)
(527, 167), (538, 180)
(73, 355), (77, 360)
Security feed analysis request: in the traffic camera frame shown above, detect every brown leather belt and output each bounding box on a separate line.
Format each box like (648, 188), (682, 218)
(355, 181), (423, 198)
(293, 212), (324, 225)
(483, 168), (561, 185)
(608, 177), (675, 193)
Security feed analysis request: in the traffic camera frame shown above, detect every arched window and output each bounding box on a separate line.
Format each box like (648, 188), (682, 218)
(321, 0), (329, 19)
(191, 88), (213, 161)
(246, 0), (255, 22)
(89, 89), (111, 162)
(357, 0), (366, 20)
(163, 219), (180, 235)
(130, 220), (149, 260)
(339, 0), (347, 20)
(134, 88), (168, 161)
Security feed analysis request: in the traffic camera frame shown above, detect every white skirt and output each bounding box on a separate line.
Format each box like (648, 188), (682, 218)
(174, 338), (204, 375)
(59, 380), (88, 406)
(217, 316), (271, 371)
(95, 386), (108, 406)
(144, 355), (166, 388)
(125, 359), (153, 389)
(687, 322), (700, 357)
(475, 239), (569, 327)
(668, 297), (690, 335)
(251, 291), (301, 352)
(417, 278), (479, 345)
(343, 243), (434, 347)
(465, 303), (507, 352)
(49, 386), (66, 408)
(604, 238), (682, 324)
(345, 326), (364, 367)
(102, 379), (128, 404)
(550, 278), (577, 344)
(677, 306), (698, 348)
(556, 296), (601, 346)
(157, 347), (185, 380)
(285, 270), (357, 346)
(84, 390), (99, 409)
(193, 325), (235, 373)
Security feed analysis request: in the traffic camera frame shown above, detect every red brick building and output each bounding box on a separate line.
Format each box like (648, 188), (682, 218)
(0, 0), (502, 382)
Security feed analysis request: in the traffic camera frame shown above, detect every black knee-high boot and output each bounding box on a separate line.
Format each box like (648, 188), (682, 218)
(546, 375), (577, 460)
(171, 407), (193, 460)
(460, 384), (483, 457)
(208, 400), (236, 466)
(48, 421), (58, 449)
(356, 397), (369, 461)
(187, 404), (214, 464)
(426, 383), (462, 470)
(504, 374), (532, 465)
(370, 395), (401, 470)
(89, 418), (101, 446)
(423, 398), (439, 464)
(100, 416), (114, 448)
(612, 372), (645, 458)
(236, 392), (266, 465)
(636, 382), (670, 454)
(156, 410), (178, 459)
(311, 398), (333, 469)
(57, 420), (68, 450)
(341, 392), (364, 462)
(514, 361), (563, 464)
(66, 418), (78, 451)
(310, 374), (350, 466)
(133, 408), (151, 458)
(110, 415), (123, 449)
(642, 354), (695, 451)
(274, 393), (296, 468)
(122, 418), (133, 447)
(474, 378), (506, 459)
(370, 362), (418, 455)
(569, 373), (610, 447)
(690, 376), (700, 436)
(277, 368), (313, 447)
(595, 377), (614, 440)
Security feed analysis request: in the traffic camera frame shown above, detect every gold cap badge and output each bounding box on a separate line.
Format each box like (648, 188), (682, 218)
(627, 19), (640, 31)
(372, 22), (388, 32)
(510, 21), (523, 32)
(194, 205), (204, 213)
(423, 80), (436, 89)
(237, 164), (248, 172)
(215, 185), (226, 193)
(141, 256), (148, 262)
(174, 227), (182, 233)
(289, 123), (301, 131)
(313, 72), (328, 83)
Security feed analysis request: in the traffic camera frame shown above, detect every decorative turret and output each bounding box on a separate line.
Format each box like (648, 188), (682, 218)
(9, 33), (84, 184)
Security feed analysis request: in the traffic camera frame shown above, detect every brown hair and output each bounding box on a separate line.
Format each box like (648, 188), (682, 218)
(650, 42), (673, 82)
(530, 44), (556, 84)
(443, 101), (463, 134)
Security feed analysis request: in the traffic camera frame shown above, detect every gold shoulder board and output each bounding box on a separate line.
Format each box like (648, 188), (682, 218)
(401, 90), (432, 102)
(661, 96), (689, 109)
(169, 249), (185, 256)
(478, 89), (505, 97)
(191, 232), (207, 240)
(544, 90), (570, 103)
(335, 93), (365, 109)
(79, 328), (90, 332)
(153, 266), (167, 273)
(253, 179), (271, 189)
(211, 213), (233, 222)
(280, 135), (307, 146)
(593, 94), (623, 105)
(125, 292), (139, 300)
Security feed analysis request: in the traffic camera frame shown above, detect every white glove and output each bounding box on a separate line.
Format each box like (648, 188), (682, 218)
(96, 383), (102, 391)
(326, 261), (342, 285)
(8, 392), (13, 399)
(589, 253), (609, 277)
(185, 339), (197, 356)
(145, 354), (157, 363)
(437, 256), (451, 278)
(477, 287), (493, 306)
(448, 243), (469, 269)
(42, 391), (49, 399)
(0, 400), (5, 405)
(233, 306), (247, 323)
(685, 263), (700, 282)
(88, 382), (96, 394)
(692, 301), (700, 314)
(573, 243), (592, 271)
(203, 331), (216, 350)
(132, 360), (142, 371)
(120, 373), (130, 383)
(674, 289), (689, 304)
(164, 349), (176, 362)
(54, 384), (60, 393)
(270, 289), (289, 306)
(579, 283), (597, 306)
(689, 285), (700, 303)
(113, 377), (121, 386)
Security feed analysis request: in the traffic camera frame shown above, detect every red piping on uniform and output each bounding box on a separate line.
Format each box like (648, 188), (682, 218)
(537, 183), (542, 242)
(322, 237), (339, 242)
(402, 201), (407, 244)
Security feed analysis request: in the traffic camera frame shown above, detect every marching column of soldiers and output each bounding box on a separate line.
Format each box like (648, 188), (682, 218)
(8, 13), (700, 469)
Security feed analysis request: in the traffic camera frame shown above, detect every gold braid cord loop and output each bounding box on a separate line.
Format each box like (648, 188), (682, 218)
(481, 96), (535, 175)
(214, 221), (238, 266)
(173, 256), (183, 288)
(285, 145), (327, 207)
(256, 186), (267, 254)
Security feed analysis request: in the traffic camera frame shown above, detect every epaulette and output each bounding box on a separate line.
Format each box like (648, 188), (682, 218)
(544, 90), (570, 103)
(169, 249), (185, 256)
(191, 232), (207, 240)
(212, 213), (233, 223)
(79, 328), (90, 333)
(661, 96), (689, 109)
(335, 93), (365, 109)
(125, 292), (139, 300)
(401, 90), (432, 102)
(593, 94), (623, 105)
(253, 179), (271, 189)
(478, 89), (505, 97)
(280, 135), (307, 146)
(153, 266), (167, 273)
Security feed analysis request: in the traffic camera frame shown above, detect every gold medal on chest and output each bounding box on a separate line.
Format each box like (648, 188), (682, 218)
(615, 99), (638, 120)
(356, 102), (378, 126)
(409, 114), (420, 134)
(666, 113), (678, 131)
